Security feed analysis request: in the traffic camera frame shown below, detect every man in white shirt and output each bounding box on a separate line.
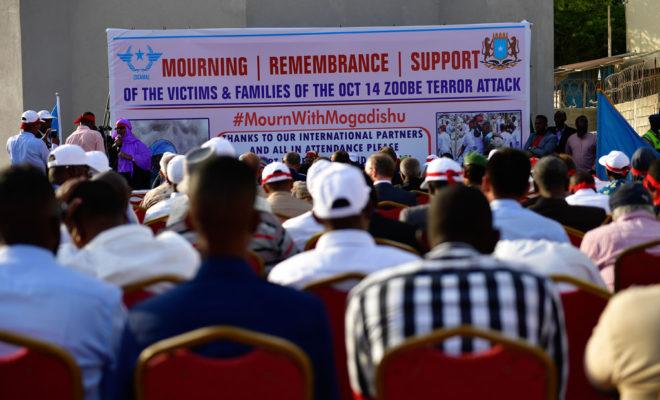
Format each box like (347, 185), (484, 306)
(144, 155), (186, 224)
(269, 163), (419, 289)
(483, 148), (569, 243)
(565, 171), (611, 213)
(495, 239), (607, 292)
(58, 179), (199, 288)
(437, 125), (451, 156)
(282, 159), (331, 250)
(6, 110), (50, 172)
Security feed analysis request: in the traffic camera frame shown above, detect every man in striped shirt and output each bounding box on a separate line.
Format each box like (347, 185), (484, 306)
(346, 185), (567, 399)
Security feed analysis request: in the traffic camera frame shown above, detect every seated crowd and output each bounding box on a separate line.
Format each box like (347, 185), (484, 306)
(1, 110), (660, 400)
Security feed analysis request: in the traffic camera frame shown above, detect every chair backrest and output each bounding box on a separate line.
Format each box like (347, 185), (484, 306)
(614, 239), (660, 292)
(144, 215), (169, 235)
(376, 201), (408, 220)
(563, 225), (585, 247)
(0, 330), (83, 400)
(304, 273), (367, 400)
(135, 326), (313, 400)
(411, 190), (429, 205)
(246, 251), (265, 277)
(374, 238), (420, 255)
(304, 232), (324, 251)
(549, 275), (611, 400)
(122, 274), (186, 308)
(376, 325), (557, 400)
(133, 205), (146, 224)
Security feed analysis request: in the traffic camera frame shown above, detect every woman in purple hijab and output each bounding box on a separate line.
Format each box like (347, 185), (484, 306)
(110, 118), (152, 188)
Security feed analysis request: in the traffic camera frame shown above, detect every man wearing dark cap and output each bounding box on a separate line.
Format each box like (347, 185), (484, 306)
(631, 147), (657, 182)
(643, 114), (660, 151)
(112, 156), (338, 399)
(65, 111), (105, 152)
(581, 183), (660, 290)
(346, 185), (567, 399)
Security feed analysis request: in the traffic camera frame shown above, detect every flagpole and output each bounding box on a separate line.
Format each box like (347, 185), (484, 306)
(55, 92), (63, 144)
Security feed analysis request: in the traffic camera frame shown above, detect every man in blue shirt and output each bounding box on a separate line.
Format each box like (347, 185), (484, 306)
(6, 110), (50, 173)
(524, 115), (558, 157)
(112, 155), (338, 399)
(0, 166), (126, 400)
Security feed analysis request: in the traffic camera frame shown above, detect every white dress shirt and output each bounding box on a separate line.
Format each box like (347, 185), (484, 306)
(282, 211), (323, 251)
(144, 192), (186, 224)
(0, 245), (126, 400)
(59, 224), (200, 287)
(565, 189), (611, 214)
(495, 239), (608, 292)
(268, 229), (419, 289)
(491, 199), (570, 243)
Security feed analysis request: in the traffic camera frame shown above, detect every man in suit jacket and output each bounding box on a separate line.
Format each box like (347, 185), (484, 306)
(111, 156), (338, 400)
(548, 110), (577, 153)
(529, 156), (607, 233)
(397, 156), (424, 191)
(365, 153), (417, 206)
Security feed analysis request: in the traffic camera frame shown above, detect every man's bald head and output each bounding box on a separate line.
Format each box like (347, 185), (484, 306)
(188, 156), (259, 256)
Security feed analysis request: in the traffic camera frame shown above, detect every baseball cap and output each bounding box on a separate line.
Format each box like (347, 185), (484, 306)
(166, 155), (186, 185)
(306, 159), (332, 194)
(201, 137), (236, 157)
(631, 147), (657, 177)
(261, 162), (292, 185)
(463, 151), (487, 167)
(86, 151), (111, 174)
(421, 157), (464, 189)
(159, 152), (177, 173)
(48, 144), (88, 168)
(73, 112), (95, 125)
(21, 110), (40, 124)
(311, 163), (371, 219)
(177, 147), (216, 194)
(37, 110), (54, 120)
(599, 150), (630, 173)
(609, 183), (652, 211)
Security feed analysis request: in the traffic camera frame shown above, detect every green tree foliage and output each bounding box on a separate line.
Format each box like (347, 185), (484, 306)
(555, 0), (626, 67)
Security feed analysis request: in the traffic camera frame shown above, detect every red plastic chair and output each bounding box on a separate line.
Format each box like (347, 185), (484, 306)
(144, 215), (169, 235)
(135, 326), (313, 400)
(122, 275), (186, 309)
(614, 239), (660, 292)
(376, 201), (408, 220)
(0, 330), (83, 400)
(563, 225), (585, 248)
(304, 273), (367, 400)
(550, 275), (611, 400)
(375, 325), (557, 400)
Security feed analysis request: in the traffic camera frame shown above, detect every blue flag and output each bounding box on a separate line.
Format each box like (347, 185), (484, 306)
(50, 102), (59, 133)
(596, 92), (657, 179)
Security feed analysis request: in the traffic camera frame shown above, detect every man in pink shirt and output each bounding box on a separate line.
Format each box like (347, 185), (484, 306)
(581, 183), (660, 290)
(65, 112), (105, 152)
(565, 115), (596, 172)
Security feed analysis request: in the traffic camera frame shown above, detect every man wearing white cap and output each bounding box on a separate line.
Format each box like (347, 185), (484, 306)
(141, 152), (177, 210)
(6, 110), (50, 172)
(86, 151), (111, 176)
(598, 150), (631, 195)
(201, 136), (237, 157)
(37, 110), (58, 150)
(47, 144), (90, 186)
(400, 157), (463, 231)
(262, 161), (311, 219)
(144, 155), (186, 224)
(269, 163), (419, 289)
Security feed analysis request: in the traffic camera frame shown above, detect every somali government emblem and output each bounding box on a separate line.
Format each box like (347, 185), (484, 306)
(481, 33), (520, 70)
(117, 45), (163, 80)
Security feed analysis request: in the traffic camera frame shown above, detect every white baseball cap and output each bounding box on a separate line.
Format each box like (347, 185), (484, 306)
(37, 110), (54, 120)
(86, 151), (110, 174)
(305, 159), (332, 194)
(598, 150), (630, 173)
(311, 163), (371, 219)
(159, 152), (177, 174)
(47, 144), (88, 168)
(201, 137), (236, 157)
(261, 162), (292, 185)
(421, 157), (464, 189)
(21, 110), (40, 124)
(167, 155), (186, 185)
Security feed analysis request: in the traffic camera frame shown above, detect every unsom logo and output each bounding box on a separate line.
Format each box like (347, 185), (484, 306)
(117, 46), (163, 80)
(481, 33), (521, 70)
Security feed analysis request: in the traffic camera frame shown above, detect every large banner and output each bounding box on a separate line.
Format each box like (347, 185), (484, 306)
(107, 23), (530, 163)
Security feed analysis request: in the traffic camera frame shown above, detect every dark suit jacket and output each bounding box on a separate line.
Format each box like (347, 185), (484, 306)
(548, 125), (577, 154)
(375, 182), (417, 206)
(528, 197), (607, 233)
(398, 177), (424, 192)
(369, 213), (422, 253)
(111, 256), (339, 400)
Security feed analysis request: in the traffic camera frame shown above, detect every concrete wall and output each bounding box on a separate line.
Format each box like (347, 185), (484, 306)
(614, 93), (659, 136)
(7, 0), (553, 167)
(557, 107), (598, 133)
(0, 0), (24, 166)
(626, 0), (660, 53)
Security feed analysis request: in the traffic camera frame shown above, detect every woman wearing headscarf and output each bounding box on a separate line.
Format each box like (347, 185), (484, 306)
(110, 118), (152, 189)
